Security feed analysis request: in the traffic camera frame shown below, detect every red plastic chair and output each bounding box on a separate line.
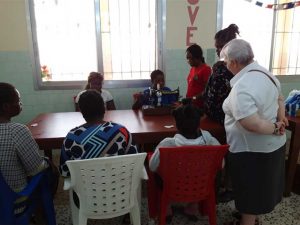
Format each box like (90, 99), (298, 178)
(147, 145), (229, 225)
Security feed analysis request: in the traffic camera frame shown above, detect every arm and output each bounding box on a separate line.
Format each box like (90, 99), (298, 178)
(277, 95), (289, 128)
(106, 100), (116, 110)
(15, 126), (48, 176)
(194, 66), (212, 100)
(239, 113), (285, 135)
(102, 90), (116, 110)
(75, 103), (80, 112)
(59, 143), (71, 177)
(132, 92), (144, 110)
(149, 147), (160, 172)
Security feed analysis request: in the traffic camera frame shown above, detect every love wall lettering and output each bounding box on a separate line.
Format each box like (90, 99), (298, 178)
(186, 0), (199, 46)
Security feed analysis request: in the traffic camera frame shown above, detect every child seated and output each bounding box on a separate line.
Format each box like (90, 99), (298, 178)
(75, 72), (116, 111)
(132, 70), (178, 109)
(149, 101), (220, 222)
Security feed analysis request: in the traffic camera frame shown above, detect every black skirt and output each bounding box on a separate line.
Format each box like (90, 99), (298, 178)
(228, 144), (285, 215)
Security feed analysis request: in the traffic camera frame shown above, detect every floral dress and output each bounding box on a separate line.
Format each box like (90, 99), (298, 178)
(203, 61), (234, 124)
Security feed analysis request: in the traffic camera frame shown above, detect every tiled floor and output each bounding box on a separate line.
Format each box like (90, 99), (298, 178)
(51, 146), (300, 225)
(53, 177), (300, 225)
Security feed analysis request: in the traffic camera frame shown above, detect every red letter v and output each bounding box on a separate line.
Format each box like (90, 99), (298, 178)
(188, 6), (199, 26)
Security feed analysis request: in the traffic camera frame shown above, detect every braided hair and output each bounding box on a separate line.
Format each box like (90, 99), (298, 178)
(172, 100), (204, 138)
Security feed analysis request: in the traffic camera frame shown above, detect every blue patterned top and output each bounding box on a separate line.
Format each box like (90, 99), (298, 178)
(59, 121), (138, 177)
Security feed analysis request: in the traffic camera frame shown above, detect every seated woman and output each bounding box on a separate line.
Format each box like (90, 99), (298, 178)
(61, 89), (138, 224)
(60, 89), (138, 177)
(75, 72), (116, 111)
(132, 70), (178, 109)
(149, 101), (220, 223)
(0, 82), (58, 218)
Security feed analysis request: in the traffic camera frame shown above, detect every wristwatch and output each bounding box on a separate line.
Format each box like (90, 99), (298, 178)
(273, 123), (280, 135)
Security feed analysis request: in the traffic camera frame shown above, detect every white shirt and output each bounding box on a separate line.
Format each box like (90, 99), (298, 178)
(75, 89), (113, 108)
(222, 61), (286, 153)
(149, 131), (220, 172)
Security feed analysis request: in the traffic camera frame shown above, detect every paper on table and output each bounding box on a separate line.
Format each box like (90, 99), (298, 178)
(164, 125), (174, 128)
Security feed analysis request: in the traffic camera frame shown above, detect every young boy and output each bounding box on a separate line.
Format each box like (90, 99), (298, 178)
(132, 70), (178, 109)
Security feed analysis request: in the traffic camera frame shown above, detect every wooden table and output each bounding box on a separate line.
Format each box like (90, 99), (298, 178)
(27, 110), (226, 158)
(27, 111), (299, 195)
(285, 116), (300, 196)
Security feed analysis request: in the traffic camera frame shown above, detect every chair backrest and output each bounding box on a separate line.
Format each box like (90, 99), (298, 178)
(0, 170), (56, 225)
(158, 145), (229, 202)
(66, 153), (147, 218)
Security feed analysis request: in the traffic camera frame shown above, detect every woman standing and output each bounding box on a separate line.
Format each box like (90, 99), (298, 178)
(203, 24), (239, 125)
(186, 44), (211, 108)
(221, 39), (286, 225)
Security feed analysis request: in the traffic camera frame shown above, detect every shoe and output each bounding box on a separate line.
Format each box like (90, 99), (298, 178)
(218, 190), (234, 203)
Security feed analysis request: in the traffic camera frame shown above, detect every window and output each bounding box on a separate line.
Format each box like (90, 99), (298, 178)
(26, 0), (164, 89)
(219, 0), (300, 75)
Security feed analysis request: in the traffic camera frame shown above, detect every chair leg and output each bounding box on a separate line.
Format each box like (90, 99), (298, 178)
(159, 194), (168, 225)
(69, 190), (79, 225)
(205, 194), (217, 225)
(78, 213), (88, 225)
(130, 201), (141, 225)
(41, 178), (57, 225)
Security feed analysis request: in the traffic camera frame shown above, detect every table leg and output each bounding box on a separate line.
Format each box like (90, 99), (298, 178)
(284, 126), (300, 197)
(44, 149), (53, 161)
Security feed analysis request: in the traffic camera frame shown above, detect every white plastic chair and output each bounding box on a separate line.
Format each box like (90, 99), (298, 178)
(65, 153), (147, 225)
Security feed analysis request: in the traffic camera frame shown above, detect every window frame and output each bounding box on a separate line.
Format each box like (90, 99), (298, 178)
(25, 0), (166, 90)
(217, 0), (300, 81)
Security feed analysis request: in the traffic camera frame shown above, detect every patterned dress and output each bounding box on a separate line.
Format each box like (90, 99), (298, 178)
(59, 121), (138, 177)
(203, 61), (234, 124)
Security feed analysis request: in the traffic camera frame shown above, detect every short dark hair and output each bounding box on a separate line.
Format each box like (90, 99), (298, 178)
(78, 90), (105, 122)
(150, 69), (164, 82)
(186, 44), (205, 63)
(172, 102), (203, 137)
(0, 82), (16, 114)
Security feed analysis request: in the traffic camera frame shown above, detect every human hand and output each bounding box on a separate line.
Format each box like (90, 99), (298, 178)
(274, 121), (286, 135)
(278, 116), (289, 127)
(133, 92), (143, 101)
